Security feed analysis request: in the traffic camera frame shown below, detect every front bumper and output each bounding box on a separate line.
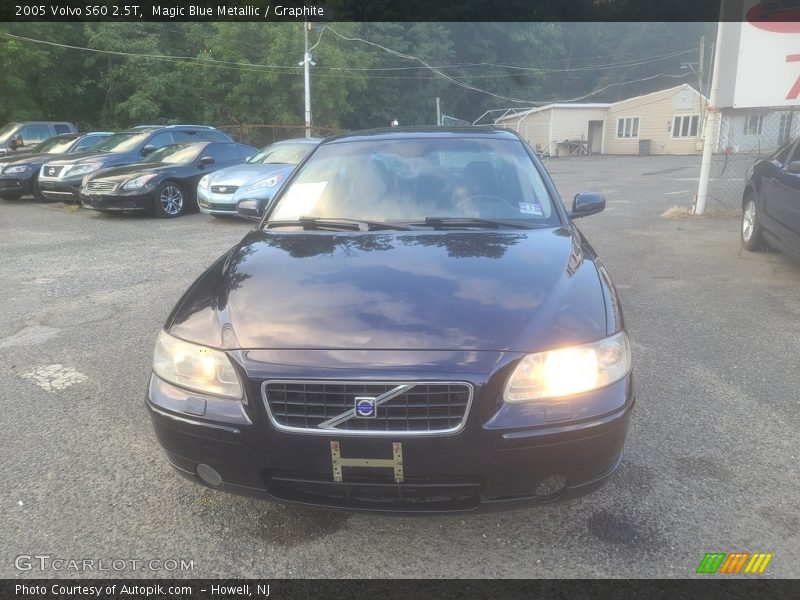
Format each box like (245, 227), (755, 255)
(38, 176), (83, 202)
(80, 189), (155, 213)
(197, 188), (238, 214)
(0, 174), (33, 196)
(146, 352), (635, 514)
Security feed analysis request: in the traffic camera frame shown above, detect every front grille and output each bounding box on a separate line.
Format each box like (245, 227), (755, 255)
(86, 180), (117, 192)
(262, 380), (473, 435)
(210, 185), (239, 194)
(204, 202), (236, 211)
(42, 165), (64, 178)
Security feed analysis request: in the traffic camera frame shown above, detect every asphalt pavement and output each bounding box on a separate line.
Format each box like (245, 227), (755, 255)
(1, 155), (798, 578)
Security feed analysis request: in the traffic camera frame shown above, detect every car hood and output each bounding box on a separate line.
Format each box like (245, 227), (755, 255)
(88, 162), (179, 182)
(207, 163), (294, 187)
(44, 151), (121, 166)
(0, 151), (51, 166)
(167, 228), (608, 352)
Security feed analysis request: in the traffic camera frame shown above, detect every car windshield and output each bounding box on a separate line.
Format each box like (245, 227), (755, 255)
(248, 142), (314, 165)
(34, 136), (77, 154)
(92, 131), (150, 153)
(144, 143), (201, 164)
(0, 123), (20, 143)
(267, 136), (559, 226)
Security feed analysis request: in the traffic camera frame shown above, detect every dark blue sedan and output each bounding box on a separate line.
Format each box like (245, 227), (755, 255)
(146, 128), (634, 513)
(742, 136), (800, 262)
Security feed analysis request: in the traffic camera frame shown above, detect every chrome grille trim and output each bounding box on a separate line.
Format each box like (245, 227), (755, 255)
(261, 379), (474, 437)
(86, 180), (117, 192)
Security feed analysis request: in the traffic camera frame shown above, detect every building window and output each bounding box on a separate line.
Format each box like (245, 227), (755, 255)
(616, 116), (639, 138)
(672, 114), (700, 138)
(745, 115), (763, 135)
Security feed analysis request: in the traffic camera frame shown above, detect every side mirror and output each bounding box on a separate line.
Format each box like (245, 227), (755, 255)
(236, 198), (264, 222)
(787, 160), (800, 174)
(199, 156), (215, 166)
(570, 192), (605, 219)
(141, 144), (156, 156)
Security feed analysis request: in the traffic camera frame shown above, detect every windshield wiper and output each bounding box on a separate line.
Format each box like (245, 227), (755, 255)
(415, 216), (543, 230)
(267, 217), (410, 231)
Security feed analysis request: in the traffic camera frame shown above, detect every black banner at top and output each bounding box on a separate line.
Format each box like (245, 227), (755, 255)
(0, 0), (735, 23)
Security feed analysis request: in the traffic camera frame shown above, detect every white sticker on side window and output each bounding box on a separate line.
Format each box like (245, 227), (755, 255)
(518, 202), (543, 216)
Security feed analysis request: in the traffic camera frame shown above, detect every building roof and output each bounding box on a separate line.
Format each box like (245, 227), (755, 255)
(495, 103), (612, 123)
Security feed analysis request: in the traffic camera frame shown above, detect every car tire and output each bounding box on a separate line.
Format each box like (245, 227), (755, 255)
(154, 181), (186, 218)
(741, 191), (764, 251)
(0, 192), (22, 200)
(32, 174), (48, 203)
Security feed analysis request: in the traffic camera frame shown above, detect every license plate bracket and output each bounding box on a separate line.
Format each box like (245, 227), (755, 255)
(330, 441), (404, 483)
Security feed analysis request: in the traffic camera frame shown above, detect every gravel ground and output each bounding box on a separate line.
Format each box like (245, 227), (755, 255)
(1, 154), (798, 579)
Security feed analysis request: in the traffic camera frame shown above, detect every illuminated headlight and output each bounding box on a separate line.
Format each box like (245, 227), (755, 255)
(66, 162), (102, 177)
(249, 174), (283, 190)
(503, 331), (631, 402)
(3, 165), (28, 174)
(121, 174), (157, 190)
(152, 330), (242, 400)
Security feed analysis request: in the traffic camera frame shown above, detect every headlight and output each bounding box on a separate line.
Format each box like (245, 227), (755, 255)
(4, 165), (28, 174)
(198, 174), (211, 189)
(121, 174), (157, 190)
(503, 331), (631, 403)
(152, 330), (243, 400)
(66, 162), (102, 177)
(249, 174), (283, 190)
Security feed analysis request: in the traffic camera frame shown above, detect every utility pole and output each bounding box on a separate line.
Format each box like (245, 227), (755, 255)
(302, 22), (312, 138)
(695, 23), (729, 215)
(697, 35), (705, 96)
(436, 97), (441, 126)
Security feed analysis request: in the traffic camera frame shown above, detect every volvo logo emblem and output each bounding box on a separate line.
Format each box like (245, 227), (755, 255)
(354, 397), (377, 418)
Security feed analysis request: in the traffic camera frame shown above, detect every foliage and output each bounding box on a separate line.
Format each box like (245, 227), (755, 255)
(0, 22), (709, 134)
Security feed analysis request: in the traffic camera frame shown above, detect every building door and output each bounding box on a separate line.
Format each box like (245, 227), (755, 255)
(587, 121), (604, 155)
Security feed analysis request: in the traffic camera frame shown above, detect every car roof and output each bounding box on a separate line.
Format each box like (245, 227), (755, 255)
(321, 126), (520, 145)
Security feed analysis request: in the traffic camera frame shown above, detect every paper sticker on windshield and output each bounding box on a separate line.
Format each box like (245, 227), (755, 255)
(519, 202), (543, 216)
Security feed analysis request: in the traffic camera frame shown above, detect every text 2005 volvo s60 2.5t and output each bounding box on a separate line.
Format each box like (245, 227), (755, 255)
(147, 128), (634, 513)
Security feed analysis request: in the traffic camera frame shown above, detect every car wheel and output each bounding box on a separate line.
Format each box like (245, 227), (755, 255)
(741, 192), (764, 251)
(32, 174), (48, 202)
(154, 182), (186, 218)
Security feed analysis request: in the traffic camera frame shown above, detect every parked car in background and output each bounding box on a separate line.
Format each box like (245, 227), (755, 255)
(0, 122), (76, 156)
(742, 135), (800, 262)
(38, 125), (232, 203)
(80, 141), (255, 218)
(0, 132), (112, 201)
(197, 137), (321, 218)
(147, 127), (634, 513)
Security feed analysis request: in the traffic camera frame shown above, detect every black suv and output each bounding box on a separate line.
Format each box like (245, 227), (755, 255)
(38, 125), (232, 202)
(0, 132), (112, 201)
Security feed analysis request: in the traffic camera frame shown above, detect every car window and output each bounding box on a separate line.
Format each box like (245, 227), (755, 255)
(144, 143), (203, 164)
(146, 131), (174, 150)
(93, 132), (151, 153)
(270, 137), (559, 225)
(201, 143), (247, 163)
(37, 136), (77, 154)
(71, 134), (109, 152)
(787, 142), (800, 165)
(54, 124), (72, 134)
(18, 124), (51, 144)
(0, 123), (20, 142)
(173, 129), (228, 142)
(249, 142), (315, 165)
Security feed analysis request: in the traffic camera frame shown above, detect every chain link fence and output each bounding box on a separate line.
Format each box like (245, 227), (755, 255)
(706, 108), (798, 211)
(217, 123), (349, 148)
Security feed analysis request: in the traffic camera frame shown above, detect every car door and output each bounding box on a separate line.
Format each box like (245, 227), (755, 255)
(769, 141), (800, 251)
